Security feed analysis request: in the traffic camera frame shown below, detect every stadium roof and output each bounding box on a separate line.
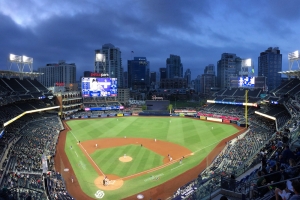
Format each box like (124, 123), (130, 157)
(0, 70), (43, 79)
(278, 70), (300, 77)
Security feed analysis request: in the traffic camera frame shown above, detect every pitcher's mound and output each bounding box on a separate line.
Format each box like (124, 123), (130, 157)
(94, 175), (123, 190)
(119, 156), (133, 162)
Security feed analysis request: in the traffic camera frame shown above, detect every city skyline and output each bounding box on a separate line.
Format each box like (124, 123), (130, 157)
(0, 0), (300, 79)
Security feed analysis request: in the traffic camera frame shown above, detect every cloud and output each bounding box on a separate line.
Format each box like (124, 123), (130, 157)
(0, 0), (299, 79)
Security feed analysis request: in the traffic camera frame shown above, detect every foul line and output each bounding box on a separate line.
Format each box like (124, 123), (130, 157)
(64, 121), (105, 177)
(171, 164), (184, 171)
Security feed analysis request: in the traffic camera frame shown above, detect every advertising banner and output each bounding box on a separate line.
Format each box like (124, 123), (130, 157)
(200, 116), (207, 120)
(223, 119), (230, 124)
(117, 113), (124, 117)
(85, 106), (124, 111)
(207, 117), (222, 122)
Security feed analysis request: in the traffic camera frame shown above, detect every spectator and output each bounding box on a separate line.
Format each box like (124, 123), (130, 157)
(280, 145), (295, 164)
(275, 180), (300, 200)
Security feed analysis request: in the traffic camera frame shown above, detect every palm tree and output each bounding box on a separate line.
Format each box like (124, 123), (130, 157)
(168, 104), (173, 114)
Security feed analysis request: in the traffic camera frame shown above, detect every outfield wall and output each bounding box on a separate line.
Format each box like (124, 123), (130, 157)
(65, 112), (194, 119)
(197, 116), (242, 127)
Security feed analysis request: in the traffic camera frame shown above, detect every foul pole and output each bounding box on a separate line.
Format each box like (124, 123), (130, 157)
(245, 90), (248, 128)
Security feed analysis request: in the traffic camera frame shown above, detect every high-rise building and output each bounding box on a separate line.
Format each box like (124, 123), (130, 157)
(159, 68), (167, 81)
(217, 53), (242, 89)
(94, 43), (123, 87)
(127, 57), (150, 90)
(160, 77), (187, 89)
(258, 47), (282, 91)
(123, 71), (128, 88)
(150, 72), (156, 84)
(184, 69), (191, 88)
(166, 54), (183, 78)
(204, 64), (215, 75)
(150, 72), (157, 89)
(194, 75), (201, 94)
(200, 64), (216, 95)
(37, 60), (76, 88)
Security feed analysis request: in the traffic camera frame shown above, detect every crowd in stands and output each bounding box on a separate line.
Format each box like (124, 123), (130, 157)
(200, 104), (258, 119)
(0, 114), (73, 200)
(173, 79), (300, 199)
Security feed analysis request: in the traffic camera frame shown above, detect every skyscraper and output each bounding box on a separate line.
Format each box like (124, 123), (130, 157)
(127, 57), (150, 90)
(184, 69), (191, 88)
(200, 64), (216, 95)
(217, 53), (242, 89)
(150, 72), (156, 84)
(123, 71), (128, 88)
(258, 47), (282, 91)
(38, 60), (76, 88)
(194, 75), (201, 94)
(166, 54), (183, 78)
(95, 43), (123, 87)
(150, 72), (157, 89)
(159, 68), (167, 81)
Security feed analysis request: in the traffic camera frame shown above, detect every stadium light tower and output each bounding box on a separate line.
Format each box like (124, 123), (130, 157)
(22, 55), (33, 72)
(8, 54), (22, 72)
(8, 54), (33, 72)
(288, 50), (300, 70)
(95, 53), (106, 73)
(240, 58), (254, 76)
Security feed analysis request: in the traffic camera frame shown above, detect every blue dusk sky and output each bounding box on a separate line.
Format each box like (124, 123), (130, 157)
(0, 0), (299, 79)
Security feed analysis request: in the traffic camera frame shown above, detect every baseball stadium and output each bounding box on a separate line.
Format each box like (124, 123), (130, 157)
(1, 70), (300, 200)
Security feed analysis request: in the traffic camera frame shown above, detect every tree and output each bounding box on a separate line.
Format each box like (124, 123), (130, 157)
(141, 105), (147, 111)
(168, 104), (173, 114)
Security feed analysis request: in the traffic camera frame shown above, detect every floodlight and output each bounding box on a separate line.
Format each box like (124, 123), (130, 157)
(288, 50), (299, 60)
(22, 55), (33, 63)
(95, 53), (105, 62)
(242, 58), (252, 67)
(9, 54), (22, 62)
(9, 54), (16, 61)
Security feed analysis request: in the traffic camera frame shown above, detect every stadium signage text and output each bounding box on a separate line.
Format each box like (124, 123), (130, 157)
(55, 82), (65, 86)
(90, 72), (109, 77)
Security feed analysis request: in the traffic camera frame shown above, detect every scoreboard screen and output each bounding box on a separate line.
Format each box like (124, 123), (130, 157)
(230, 76), (265, 88)
(81, 77), (117, 97)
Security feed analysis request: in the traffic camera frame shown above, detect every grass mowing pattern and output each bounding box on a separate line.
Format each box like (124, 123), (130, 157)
(91, 145), (164, 177)
(65, 117), (239, 199)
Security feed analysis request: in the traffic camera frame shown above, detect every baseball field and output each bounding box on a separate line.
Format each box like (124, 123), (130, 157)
(56, 117), (242, 200)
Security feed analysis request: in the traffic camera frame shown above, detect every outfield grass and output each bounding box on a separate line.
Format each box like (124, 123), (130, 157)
(65, 117), (239, 199)
(90, 145), (164, 177)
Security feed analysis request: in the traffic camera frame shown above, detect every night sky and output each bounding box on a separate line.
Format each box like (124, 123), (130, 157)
(1, 0), (299, 79)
